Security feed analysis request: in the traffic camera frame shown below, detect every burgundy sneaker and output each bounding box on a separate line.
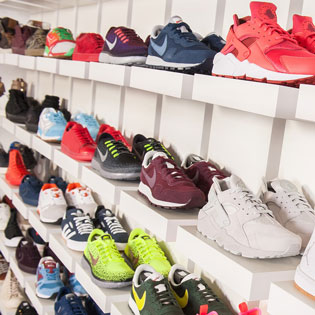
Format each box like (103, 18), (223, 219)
(139, 151), (205, 209)
(11, 24), (36, 55)
(182, 154), (226, 200)
(15, 238), (41, 274)
(99, 26), (147, 65)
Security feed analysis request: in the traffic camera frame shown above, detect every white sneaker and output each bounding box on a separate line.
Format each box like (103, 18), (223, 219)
(197, 175), (302, 258)
(65, 183), (97, 216)
(38, 183), (67, 224)
(0, 202), (10, 230)
(263, 179), (315, 250)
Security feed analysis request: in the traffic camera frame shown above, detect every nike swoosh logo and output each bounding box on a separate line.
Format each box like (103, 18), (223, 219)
(132, 285), (146, 311)
(105, 37), (117, 51)
(89, 250), (99, 266)
(150, 36), (167, 56)
(142, 168), (156, 188)
(98, 148), (108, 162)
(171, 287), (189, 308)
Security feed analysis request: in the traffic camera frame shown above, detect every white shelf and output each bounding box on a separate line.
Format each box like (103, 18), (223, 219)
(9, 255), (33, 289)
(4, 53), (19, 66)
(0, 54), (4, 64)
(2, 117), (16, 135)
(0, 176), (18, 200)
(119, 191), (199, 242)
(0, 232), (14, 263)
(12, 192), (34, 219)
(111, 301), (132, 315)
(15, 125), (33, 147)
(295, 84), (315, 122)
(31, 135), (59, 160)
(176, 226), (300, 301)
(19, 55), (36, 70)
(36, 57), (59, 73)
(268, 281), (315, 315)
(59, 60), (89, 79)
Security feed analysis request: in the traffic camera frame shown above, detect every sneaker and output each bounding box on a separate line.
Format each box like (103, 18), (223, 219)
(92, 132), (141, 181)
(5, 89), (29, 123)
(38, 183), (67, 224)
(168, 264), (231, 315)
(55, 287), (87, 314)
(85, 296), (106, 315)
(36, 257), (64, 299)
(15, 238), (41, 274)
(25, 98), (42, 132)
(25, 28), (48, 56)
(11, 24), (36, 55)
(212, 2), (315, 87)
(9, 142), (37, 170)
(0, 252), (9, 281)
(125, 228), (171, 277)
(201, 33), (226, 52)
(44, 27), (76, 59)
(65, 183), (97, 216)
(181, 154), (225, 200)
(43, 244), (64, 269)
(0, 143), (9, 173)
(146, 16), (215, 73)
(96, 123), (131, 150)
(263, 179), (315, 250)
(48, 175), (68, 193)
(61, 122), (96, 161)
(37, 107), (67, 142)
(129, 264), (184, 315)
(139, 151), (205, 209)
(0, 202), (10, 230)
(0, 17), (18, 50)
(41, 94), (60, 110)
(72, 32), (104, 62)
(4, 209), (23, 247)
(132, 134), (174, 162)
(19, 175), (43, 206)
(82, 229), (134, 288)
(198, 175), (302, 258)
(94, 206), (128, 251)
(61, 206), (94, 251)
(65, 270), (87, 296)
(99, 26), (147, 65)
(27, 227), (45, 256)
(72, 112), (100, 141)
(15, 301), (38, 315)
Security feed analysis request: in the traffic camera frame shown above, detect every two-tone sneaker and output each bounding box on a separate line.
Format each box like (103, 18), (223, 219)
(72, 112), (100, 141)
(4, 209), (23, 247)
(19, 175), (43, 207)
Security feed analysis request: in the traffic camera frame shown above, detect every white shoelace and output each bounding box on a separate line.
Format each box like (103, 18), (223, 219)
(73, 215), (93, 235)
(286, 191), (315, 213)
(104, 216), (125, 235)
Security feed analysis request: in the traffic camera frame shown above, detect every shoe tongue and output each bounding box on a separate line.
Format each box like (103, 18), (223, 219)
(181, 272), (200, 283)
(145, 271), (164, 282)
(168, 15), (189, 32)
(229, 175), (247, 190)
(270, 179), (298, 193)
(43, 260), (56, 272)
(101, 233), (112, 242)
(293, 15), (315, 34)
(250, 1), (277, 23)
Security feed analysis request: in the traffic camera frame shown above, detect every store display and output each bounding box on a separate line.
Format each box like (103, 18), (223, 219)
(0, 202), (10, 230)
(92, 132), (141, 180)
(72, 112), (100, 141)
(25, 98), (42, 132)
(19, 175), (43, 206)
(5, 89), (29, 123)
(48, 175), (68, 193)
(292, 15), (315, 54)
(11, 24), (35, 55)
(139, 151), (205, 209)
(9, 142), (37, 170)
(198, 175), (302, 258)
(25, 28), (49, 56)
(201, 33), (226, 52)
(0, 143), (9, 172)
(85, 295), (106, 315)
(99, 26), (147, 65)
(4, 208), (23, 247)
(15, 301), (38, 315)
(0, 252), (9, 280)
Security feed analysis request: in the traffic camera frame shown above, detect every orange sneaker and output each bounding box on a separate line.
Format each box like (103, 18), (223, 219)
(5, 150), (30, 186)
(212, 1), (315, 87)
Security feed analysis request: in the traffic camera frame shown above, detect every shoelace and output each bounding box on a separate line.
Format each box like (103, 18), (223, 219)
(73, 214), (93, 235)
(170, 22), (199, 42)
(45, 268), (58, 281)
(114, 27), (143, 44)
(105, 139), (131, 158)
(144, 139), (174, 160)
(257, 21), (297, 43)
(109, 129), (130, 147)
(154, 281), (178, 306)
(103, 215), (125, 234)
(197, 162), (225, 180)
(68, 296), (86, 314)
(286, 191), (315, 213)
(195, 280), (218, 303)
(74, 127), (95, 146)
(54, 28), (73, 41)
(160, 159), (191, 184)
(91, 33), (104, 50)
(96, 240), (123, 262)
(135, 237), (167, 261)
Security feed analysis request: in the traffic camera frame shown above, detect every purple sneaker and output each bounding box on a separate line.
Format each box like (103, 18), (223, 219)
(99, 26), (147, 65)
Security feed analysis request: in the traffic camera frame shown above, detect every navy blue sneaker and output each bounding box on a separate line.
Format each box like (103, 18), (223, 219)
(48, 176), (68, 193)
(94, 206), (128, 251)
(146, 16), (215, 73)
(201, 33), (226, 52)
(19, 175), (43, 206)
(55, 287), (87, 315)
(85, 296), (106, 315)
(27, 227), (45, 255)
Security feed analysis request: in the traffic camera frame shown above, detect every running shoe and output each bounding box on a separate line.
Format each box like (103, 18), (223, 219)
(92, 132), (141, 180)
(61, 206), (94, 251)
(139, 151), (205, 209)
(36, 256), (64, 299)
(198, 175), (302, 258)
(146, 16), (215, 73)
(201, 33), (226, 52)
(212, 1), (315, 87)
(181, 154), (225, 200)
(48, 175), (68, 193)
(72, 112), (100, 141)
(65, 183), (97, 216)
(37, 107), (67, 142)
(125, 228), (171, 277)
(19, 175), (43, 206)
(99, 26), (147, 65)
(129, 264), (184, 315)
(132, 134), (174, 162)
(168, 264), (231, 315)
(55, 287), (87, 315)
(4, 209), (23, 247)
(72, 32), (104, 62)
(82, 229), (134, 288)
(44, 27), (76, 59)
(94, 206), (128, 251)
(61, 122), (96, 161)
(65, 270), (87, 296)
(0, 202), (10, 230)
(15, 301), (38, 315)
(0, 143), (9, 173)
(5, 89), (29, 124)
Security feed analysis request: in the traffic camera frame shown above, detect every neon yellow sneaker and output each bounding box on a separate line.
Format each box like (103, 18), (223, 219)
(82, 229), (134, 288)
(124, 228), (171, 277)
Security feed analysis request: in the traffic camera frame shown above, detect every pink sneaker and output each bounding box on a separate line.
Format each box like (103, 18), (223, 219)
(239, 303), (261, 315)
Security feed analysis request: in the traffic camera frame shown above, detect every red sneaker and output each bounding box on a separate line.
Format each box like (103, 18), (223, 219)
(72, 33), (104, 62)
(5, 149), (30, 186)
(212, 1), (315, 87)
(61, 122), (96, 161)
(291, 15), (315, 54)
(96, 124), (131, 151)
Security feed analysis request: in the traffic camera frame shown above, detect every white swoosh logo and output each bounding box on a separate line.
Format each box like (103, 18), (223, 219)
(105, 37), (117, 51)
(150, 36), (167, 56)
(142, 168), (156, 188)
(98, 148), (108, 162)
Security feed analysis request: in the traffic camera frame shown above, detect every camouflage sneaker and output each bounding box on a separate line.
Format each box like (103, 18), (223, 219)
(26, 29), (49, 56)
(0, 17), (18, 50)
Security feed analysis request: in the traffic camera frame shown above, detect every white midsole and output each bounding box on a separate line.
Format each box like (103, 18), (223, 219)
(212, 52), (311, 81)
(128, 296), (140, 315)
(99, 52), (146, 65)
(36, 132), (62, 141)
(146, 55), (200, 68)
(0, 167), (7, 174)
(295, 265), (315, 296)
(61, 232), (87, 252)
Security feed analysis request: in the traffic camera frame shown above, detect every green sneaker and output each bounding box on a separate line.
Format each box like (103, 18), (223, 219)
(168, 265), (232, 315)
(129, 264), (184, 315)
(82, 229), (134, 288)
(124, 228), (171, 277)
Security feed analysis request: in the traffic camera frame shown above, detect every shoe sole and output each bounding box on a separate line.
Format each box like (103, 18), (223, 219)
(36, 134), (61, 143)
(72, 52), (100, 62)
(99, 52), (146, 65)
(25, 48), (44, 56)
(36, 287), (58, 299)
(61, 232), (87, 252)
(38, 210), (62, 225)
(294, 265), (315, 300)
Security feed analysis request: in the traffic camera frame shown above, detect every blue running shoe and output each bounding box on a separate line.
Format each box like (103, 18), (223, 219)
(37, 108), (67, 142)
(65, 270), (87, 296)
(85, 296), (106, 315)
(146, 16), (216, 73)
(36, 256), (64, 299)
(55, 287), (87, 315)
(48, 175), (68, 193)
(72, 112), (99, 141)
(19, 175), (43, 206)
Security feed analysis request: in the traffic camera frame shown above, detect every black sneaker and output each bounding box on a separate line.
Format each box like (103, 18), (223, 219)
(92, 133), (141, 180)
(60, 107), (71, 122)
(48, 176), (68, 193)
(42, 94), (59, 109)
(132, 134), (174, 162)
(0, 144), (9, 171)
(9, 142), (37, 170)
(5, 89), (29, 123)
(15, 301), (38, 315)
(4, 209), (23, 247)
(25, 98), (42, 132)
